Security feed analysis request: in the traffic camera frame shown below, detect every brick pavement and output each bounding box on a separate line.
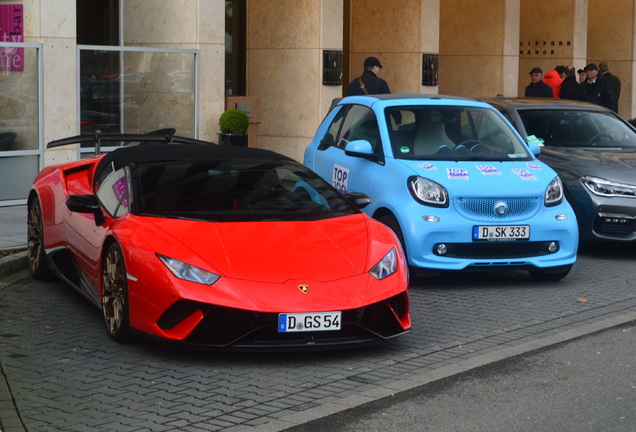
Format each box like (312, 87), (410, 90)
(1, 244), (635, 431)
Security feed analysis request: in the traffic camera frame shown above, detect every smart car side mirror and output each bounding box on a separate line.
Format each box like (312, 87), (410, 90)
(66, 194), (106, 226)
(344, 139), (374, 157)
(526, 140), (541, 155)
(345, 192), (372, 209)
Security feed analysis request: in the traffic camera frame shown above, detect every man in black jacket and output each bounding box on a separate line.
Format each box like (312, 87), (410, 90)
(524, 67), (553, 98)
(559, 65), (587, 101)
(347, 57), (392, 96)
(583, 63), (617, 112)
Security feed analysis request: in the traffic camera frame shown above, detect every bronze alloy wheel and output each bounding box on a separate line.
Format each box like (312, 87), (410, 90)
(101, 243), (131, 341)
(27, 198), (53, 280)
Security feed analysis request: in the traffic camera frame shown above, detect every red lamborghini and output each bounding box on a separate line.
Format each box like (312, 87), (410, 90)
(27, 133), (410, 350)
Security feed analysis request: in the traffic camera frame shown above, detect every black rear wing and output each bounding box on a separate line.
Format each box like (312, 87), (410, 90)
(47, 129), (215, 156)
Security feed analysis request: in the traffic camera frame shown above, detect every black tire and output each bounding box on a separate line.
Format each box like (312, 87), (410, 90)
(101, 242), (131, 341)
(528, 264), (572, 282)
(27, 197), (54, 280)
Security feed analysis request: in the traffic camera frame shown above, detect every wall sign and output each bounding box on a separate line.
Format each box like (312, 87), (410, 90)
(322, 50), (342, 86)
(422, 53), (438, 86)
(0, 4), (23, 71)
(519, 40), (571, 56)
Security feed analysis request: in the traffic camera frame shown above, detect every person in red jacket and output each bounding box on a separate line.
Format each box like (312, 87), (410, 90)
(543, 69), (563, 98)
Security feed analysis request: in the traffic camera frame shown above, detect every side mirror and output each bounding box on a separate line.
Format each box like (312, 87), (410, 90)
(526, 140), (541, 155)
(66, 194), (105, 226)
(345, 192), (372, 209)
(344, 139), (374, 157)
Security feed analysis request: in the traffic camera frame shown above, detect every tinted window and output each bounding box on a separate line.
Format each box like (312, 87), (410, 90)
(517, 109), (636, 148)
(334, 105), (380, 152)
(135, 160), (359, 222)
(95, 160), (130, 217)
(385, 106), (530, 161)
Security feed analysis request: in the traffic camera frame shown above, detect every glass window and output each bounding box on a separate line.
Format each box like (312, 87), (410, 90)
(96, 161), (130, 217)
(77, 0), (119, 45)
(336, 105), (379, 151)
(386, 106), (531, 161)
(225, 1), (246, 96)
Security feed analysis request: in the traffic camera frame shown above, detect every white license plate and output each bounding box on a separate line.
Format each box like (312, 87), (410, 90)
(473, 225), (530, 241)
(278, 311), (341, 332)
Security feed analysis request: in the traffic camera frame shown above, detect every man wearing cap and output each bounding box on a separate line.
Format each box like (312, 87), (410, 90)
(347, 56), (392, 96)
(583, 63), (616, 112)
(524, 67), (553, 98)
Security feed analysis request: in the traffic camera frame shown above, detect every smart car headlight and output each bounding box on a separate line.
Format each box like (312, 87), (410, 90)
(157, 254), (220, 285)
(369, 248), (398, 280)
(407, 176), (448, 207)
(545, 176), (564, 207)
(581, 176), (636, 198)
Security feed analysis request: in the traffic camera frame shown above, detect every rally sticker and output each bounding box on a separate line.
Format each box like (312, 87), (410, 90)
(332, 164), (349, 193)
(526, 163), (542, 171)
(476, 165), (501, 175)
(447, 168), (469, 180)
(418, 163), (437, 171)
(512, 168), (537, 180)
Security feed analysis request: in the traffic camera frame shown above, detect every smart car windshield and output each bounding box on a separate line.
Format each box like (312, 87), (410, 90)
(134, 160), (359, 222)
(517, 109), (636, 148)
(386, 106), (531, 161)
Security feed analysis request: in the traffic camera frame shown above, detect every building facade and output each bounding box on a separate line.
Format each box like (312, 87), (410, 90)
(0, 0), (634, 206)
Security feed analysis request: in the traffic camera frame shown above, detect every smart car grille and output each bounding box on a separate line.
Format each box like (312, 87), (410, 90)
(455, 197), (541, 221)
(433, 241), (558, 259)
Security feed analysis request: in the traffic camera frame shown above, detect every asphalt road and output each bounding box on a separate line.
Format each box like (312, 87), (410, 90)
(286, 322), (636, 432)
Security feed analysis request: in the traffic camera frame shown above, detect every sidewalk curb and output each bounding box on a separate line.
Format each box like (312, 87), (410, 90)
(0, 249), (28, 279)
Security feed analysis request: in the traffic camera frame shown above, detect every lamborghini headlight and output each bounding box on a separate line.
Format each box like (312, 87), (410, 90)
(157, 254), (220, 285)
(369, 248), (398, 280)
(407, 176), (448, 207)
(582, 176), (636, 197)
(545, 176), (564, 207)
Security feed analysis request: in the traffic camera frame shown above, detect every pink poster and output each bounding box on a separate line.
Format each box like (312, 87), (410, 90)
(0, 4), (24, 71)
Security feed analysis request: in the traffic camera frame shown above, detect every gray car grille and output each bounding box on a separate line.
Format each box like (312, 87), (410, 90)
(455, 197), (541, 221)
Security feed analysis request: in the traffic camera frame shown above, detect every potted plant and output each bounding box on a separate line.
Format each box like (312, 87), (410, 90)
(218, 108), (249, 146)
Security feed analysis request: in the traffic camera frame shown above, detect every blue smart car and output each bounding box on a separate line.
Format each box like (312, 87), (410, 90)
(304, 94), (578, 280)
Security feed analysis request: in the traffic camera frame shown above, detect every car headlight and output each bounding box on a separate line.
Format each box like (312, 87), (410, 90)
(157, 254), (221, 285)
(581, 176), (636, 197)
(407, 176), (448, 207)
(545, 176), (564, 207)
(369, 248), (398, 280)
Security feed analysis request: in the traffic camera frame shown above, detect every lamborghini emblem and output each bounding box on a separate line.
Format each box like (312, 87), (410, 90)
(298, 284), (309, 294)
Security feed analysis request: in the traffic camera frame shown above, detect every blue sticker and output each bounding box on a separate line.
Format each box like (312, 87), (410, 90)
(418, 163), (437, 171)
(526, 163), (542, 170)
(476, 165), (501, 175)
(447, 168), (469, 180)
(512, 168), (537, 180)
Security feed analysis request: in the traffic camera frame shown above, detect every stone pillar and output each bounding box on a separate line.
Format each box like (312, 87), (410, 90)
(26, 0), (78, 164)
(247, 0), (342, 162)
(588, 0), (632, 118)
(440, 0), (519, 98)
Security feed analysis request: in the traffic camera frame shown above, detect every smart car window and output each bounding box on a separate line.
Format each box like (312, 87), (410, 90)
(95, 161), (130, 217)
(135, 160), (359, 222)
(386, 106), (531, 161)
(518, 109), (636, 148)
(337, 105), (380, 152)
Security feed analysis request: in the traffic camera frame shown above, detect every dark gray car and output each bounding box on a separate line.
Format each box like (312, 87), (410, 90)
(480, 97), (636, 243)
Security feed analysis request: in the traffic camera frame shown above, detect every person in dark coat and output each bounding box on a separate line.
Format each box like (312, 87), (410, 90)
(599, 61), (621, 107)
(583, 63), (617, 112)
(559, 65), (587, 102)
(347, 56), (392, 96)
(524, 67), (553, 98)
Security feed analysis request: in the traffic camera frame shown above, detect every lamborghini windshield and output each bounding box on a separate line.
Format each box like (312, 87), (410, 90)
(385, 106), (532, 161)
(134, 159), (359, 221)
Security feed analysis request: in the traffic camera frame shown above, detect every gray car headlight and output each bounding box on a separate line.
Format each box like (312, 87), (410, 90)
(369, 248), (398, 280)
(157, 254), (221, 285)
(545, 176), (564, 207)
(582, 176), (636, 198)
(408, 176), (449, 207)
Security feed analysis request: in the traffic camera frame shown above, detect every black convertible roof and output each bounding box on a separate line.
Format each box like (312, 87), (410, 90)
(47, 131), (297, 173)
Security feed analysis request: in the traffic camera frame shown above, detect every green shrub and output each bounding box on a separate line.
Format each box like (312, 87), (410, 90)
(219, 109), (249, 134)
